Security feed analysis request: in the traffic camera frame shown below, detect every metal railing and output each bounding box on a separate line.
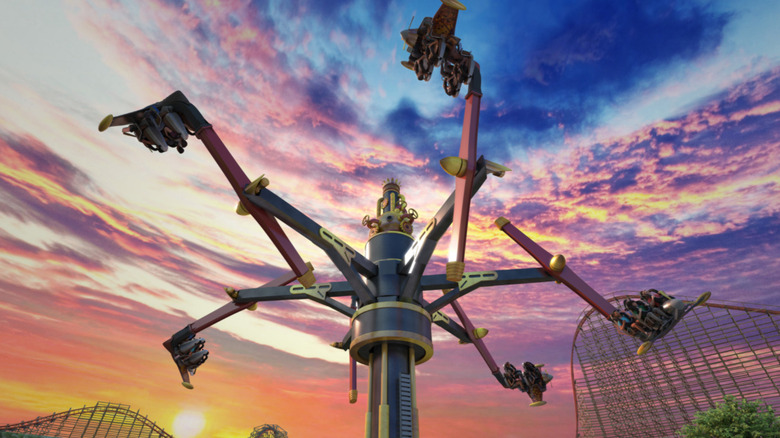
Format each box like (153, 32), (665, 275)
(0, 401), (173, 438)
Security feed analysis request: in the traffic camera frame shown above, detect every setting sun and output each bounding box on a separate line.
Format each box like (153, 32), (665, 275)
(172, 410), (206, 438)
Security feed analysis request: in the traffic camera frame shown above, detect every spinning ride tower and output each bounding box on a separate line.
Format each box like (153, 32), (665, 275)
(97, 6), (687, 435)
(99, 85), (623, 438)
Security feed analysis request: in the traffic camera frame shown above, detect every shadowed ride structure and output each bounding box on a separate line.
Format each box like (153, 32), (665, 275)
(97, 2), (711, 436)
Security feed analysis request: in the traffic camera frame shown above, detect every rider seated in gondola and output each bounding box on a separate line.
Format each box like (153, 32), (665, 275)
(611, 309), (639, 336)
(503, 362), (549, 391)
(624, 301), (659, 336)
(503, 361), (553, 406)
(624, 299), (650, 320)
(639, 289), (669, 309)
(503, 362), (526, 391)
(522, 362), (546, 388)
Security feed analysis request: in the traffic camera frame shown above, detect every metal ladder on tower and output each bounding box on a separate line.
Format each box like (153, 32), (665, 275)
(399, 373), (414, 438)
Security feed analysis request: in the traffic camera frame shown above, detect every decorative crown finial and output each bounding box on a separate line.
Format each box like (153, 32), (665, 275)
(382, 178), (401, 193)
(362, 178), (418, 238)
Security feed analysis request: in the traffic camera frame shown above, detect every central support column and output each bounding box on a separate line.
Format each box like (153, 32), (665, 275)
(354, 179), (432, 438)
(352, 301), (431, 438)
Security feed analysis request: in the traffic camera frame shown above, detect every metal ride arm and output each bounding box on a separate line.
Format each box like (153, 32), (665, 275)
(429, 309), (472, 344)
(400, 158), (490, 299)
(167, 268), (302, 339)
(446, 64), (482, 283)
(234, 281), (356, 318)
(495, 217), (618, 318)
(449, 298), (509, 387)
(419, 268), (558, 388)
(103, 91), (379, 388)
(198, 128), (314, 286)
(401, 70), (496, 299)
(245, 189), (378, 278)
(101, 91), (314, 288)
(400, 68), (515, 389)
(244, 188), (377, 305)
(422, 268), (554, 314)
(165, 91), (376, 303)
(162, 267), (302, 388)
(348, 300), (358, 404)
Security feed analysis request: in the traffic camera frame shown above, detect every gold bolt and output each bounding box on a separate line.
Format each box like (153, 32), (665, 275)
(235, 201), (250, 216)
(473, 328), (489, 339)
(550, 254), (566, 273)
(225, 286), (238, 299)
(245, 174), (270, 195)
(440, 156), (468, 177)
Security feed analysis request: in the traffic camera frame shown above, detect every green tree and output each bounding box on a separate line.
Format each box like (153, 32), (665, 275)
(678, 396), (780, 437)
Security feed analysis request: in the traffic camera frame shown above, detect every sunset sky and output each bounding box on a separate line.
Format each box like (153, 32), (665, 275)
(1, 0), (778, 437)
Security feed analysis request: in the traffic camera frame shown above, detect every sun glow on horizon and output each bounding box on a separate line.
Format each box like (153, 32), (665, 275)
(172, 410), (206, 438)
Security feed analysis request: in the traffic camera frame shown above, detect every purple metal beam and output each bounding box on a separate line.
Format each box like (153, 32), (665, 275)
(189, 267), (300, 333)
(496, 218), (617, 318)
(162, 267), (302, 388)
(196, 127), (311, 281)
(349, 300), (358, 404)
(349, 357), (357, 403)
(448, 300), (500, 374)
(448, 66), (482, 277)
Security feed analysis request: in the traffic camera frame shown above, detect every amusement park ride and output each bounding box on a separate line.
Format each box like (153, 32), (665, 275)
(98, 1), (710, 437)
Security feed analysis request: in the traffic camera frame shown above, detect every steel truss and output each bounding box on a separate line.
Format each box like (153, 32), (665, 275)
(571, 294), (780, 438)
(0, 401), (173, 438)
